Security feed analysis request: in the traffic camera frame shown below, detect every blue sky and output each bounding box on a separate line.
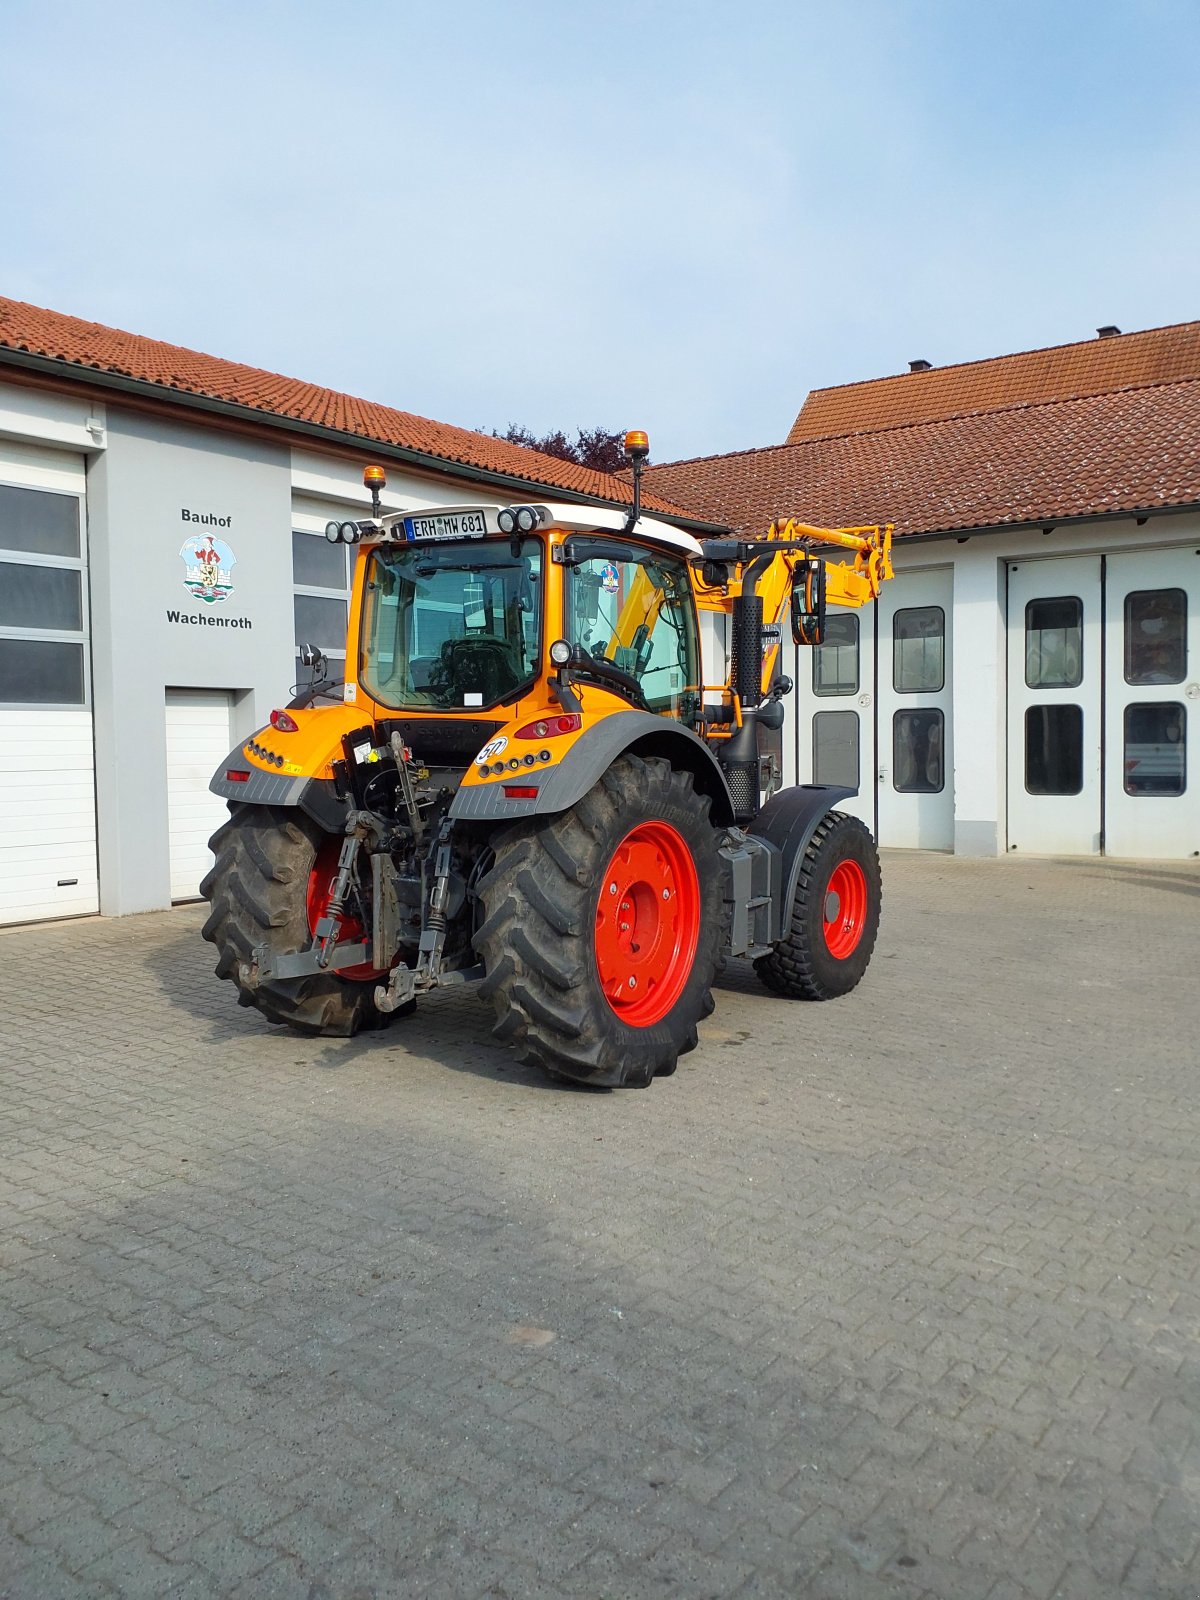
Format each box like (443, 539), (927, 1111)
(2, 0), (1197, 462)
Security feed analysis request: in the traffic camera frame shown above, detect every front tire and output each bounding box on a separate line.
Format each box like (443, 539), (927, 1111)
(201, 803), (384, 1037)
(473, 756), (722, 1087)
(754, 810), (881, 1000)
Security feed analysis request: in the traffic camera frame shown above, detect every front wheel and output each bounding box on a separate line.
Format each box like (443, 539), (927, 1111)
(754, 811), (881, 1000)
(473, 755), (723, 1087)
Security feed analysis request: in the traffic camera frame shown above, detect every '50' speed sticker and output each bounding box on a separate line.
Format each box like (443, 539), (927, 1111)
(474, 735), (508, 766)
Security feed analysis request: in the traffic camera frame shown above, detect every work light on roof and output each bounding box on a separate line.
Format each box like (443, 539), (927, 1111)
(324, 520), (341, 543)
(497, 504), (542, 535)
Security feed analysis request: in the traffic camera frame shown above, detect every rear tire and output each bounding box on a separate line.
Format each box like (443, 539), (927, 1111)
(754, 810), (881, 1000)
(201, 803), (384, 1036)
(473, 755), (722, 1087)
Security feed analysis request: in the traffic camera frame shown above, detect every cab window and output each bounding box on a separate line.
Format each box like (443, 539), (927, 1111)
(563, 539), (699, 720)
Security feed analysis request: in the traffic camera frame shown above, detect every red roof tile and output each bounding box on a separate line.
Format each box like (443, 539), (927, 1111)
(0, 296), (693, 518)
(647, 381), (1200, 539)
(787, 322), (1200, 443)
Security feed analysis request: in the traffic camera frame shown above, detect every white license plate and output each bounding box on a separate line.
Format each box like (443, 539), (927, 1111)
(403, 510), (487, 541)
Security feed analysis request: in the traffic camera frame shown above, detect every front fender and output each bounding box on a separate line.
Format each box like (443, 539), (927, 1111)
(448, 710), (736, 825)
(746, 783), (859, 927)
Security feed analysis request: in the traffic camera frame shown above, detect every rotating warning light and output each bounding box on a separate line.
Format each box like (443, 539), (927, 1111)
(624, 430), (650, 460)
(363, 465), (387, 490)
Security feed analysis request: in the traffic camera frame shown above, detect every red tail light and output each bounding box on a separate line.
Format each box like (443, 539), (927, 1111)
(515, 713), (582, 740)
(226, 769), (250, 783)
(270, 709), (299, 732)
(503, 785), (540, 800)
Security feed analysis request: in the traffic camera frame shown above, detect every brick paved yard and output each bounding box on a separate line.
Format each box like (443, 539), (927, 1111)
(1, 852), (1198, 1599)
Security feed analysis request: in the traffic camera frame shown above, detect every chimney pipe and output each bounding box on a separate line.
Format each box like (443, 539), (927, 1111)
(908, 359), (932, 373)
(1096, 325), (1121, 338)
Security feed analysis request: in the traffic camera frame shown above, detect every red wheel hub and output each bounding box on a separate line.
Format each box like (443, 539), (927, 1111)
(594, 821), (701, 1027)
(306, 838), (383, 981)
(822, 859), (868, 959)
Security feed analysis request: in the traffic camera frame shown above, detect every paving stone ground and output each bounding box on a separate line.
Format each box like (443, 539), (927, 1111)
(1, 850), (1198, 1600)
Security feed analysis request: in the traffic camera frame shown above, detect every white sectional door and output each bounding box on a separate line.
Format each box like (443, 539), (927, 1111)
(0, 449), (96, 924)
(165, 690), (234, 901)
(0, 708), (98, 922)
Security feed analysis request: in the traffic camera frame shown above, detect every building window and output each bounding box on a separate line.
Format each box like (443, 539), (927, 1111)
(1025, 704), (1083, 795)
(0, 483), (87, 707)
(292, 529), (350, 683)
(812, 614), (859, 696)
(1124, 703), (1186, 796)
(1025, 596), (1082, 688)
(893, 606), (945, 692)
(893, 709), (944, 793)
(813, 710), (859, 788)
(1124, 589), (1186, 685)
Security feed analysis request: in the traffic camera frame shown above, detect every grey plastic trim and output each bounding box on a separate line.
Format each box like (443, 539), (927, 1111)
(209, 756), (347, 833)
(447, 711), (736, 824)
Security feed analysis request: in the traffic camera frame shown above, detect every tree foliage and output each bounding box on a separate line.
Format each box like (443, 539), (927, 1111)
(495, 424), (631, 474)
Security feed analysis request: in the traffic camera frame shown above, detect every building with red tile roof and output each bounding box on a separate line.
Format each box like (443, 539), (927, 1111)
(0, 295), (705, 525)
(648, 324), (1200, 540)
(646, 323), (1200, 865)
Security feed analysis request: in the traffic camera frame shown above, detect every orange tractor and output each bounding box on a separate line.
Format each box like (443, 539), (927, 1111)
(202, 435), (893, 1086)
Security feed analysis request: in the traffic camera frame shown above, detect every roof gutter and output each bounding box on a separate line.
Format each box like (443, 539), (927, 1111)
(896, 500), (1200, 544)
(0, 347), (732, 537)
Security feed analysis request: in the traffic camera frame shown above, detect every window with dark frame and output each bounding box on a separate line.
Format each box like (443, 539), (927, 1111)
(812, 613), (859, 697)
(1025, 704), (1084, 795)
(893, 606), (945, 693)
(1123, 702), (1186, 796)
(0, 483), (86, 706)
(292, 528), (350, 684)
(1025, 596), (1083, 688)
(1124, 589), (1186, 685)
(893, 709), (944, 793)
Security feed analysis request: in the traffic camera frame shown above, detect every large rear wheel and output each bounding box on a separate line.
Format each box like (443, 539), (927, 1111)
(201, 803), (385, 1036)
(473, 756), (723, 1087)
(754, 810), (881, 1000)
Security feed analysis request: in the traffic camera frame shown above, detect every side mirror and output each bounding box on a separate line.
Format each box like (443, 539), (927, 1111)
(299, 642), (328, 675)
(790, 560), (827, 646)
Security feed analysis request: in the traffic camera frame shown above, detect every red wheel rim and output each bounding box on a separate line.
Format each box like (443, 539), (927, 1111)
(823, 859), (868, 960)
(306, 838), (383, 981)
(594, 820), (701, 1027)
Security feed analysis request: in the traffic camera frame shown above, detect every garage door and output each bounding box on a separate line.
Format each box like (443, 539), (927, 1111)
(0, 709), (98, 923)
(165, 689), (234, 901)
(0, 450), (96, 925)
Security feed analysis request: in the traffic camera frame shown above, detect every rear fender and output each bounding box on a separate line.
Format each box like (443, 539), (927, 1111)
(447, 710), (736, 825)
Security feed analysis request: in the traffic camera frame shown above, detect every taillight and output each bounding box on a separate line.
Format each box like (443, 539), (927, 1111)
(514, 713), (582, 740)
(503, 785), (540, 800)
(226, 769), (250, 783)
(270, 709), (299, 732)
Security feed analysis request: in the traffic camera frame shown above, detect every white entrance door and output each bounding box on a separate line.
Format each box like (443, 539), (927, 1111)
(790, 601), (877, 833)
(165, 689), (234, 901)
(1006, 556), (1103, 856)
(876, 568), (954, 848)
(1104, 548), (1200, 859)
